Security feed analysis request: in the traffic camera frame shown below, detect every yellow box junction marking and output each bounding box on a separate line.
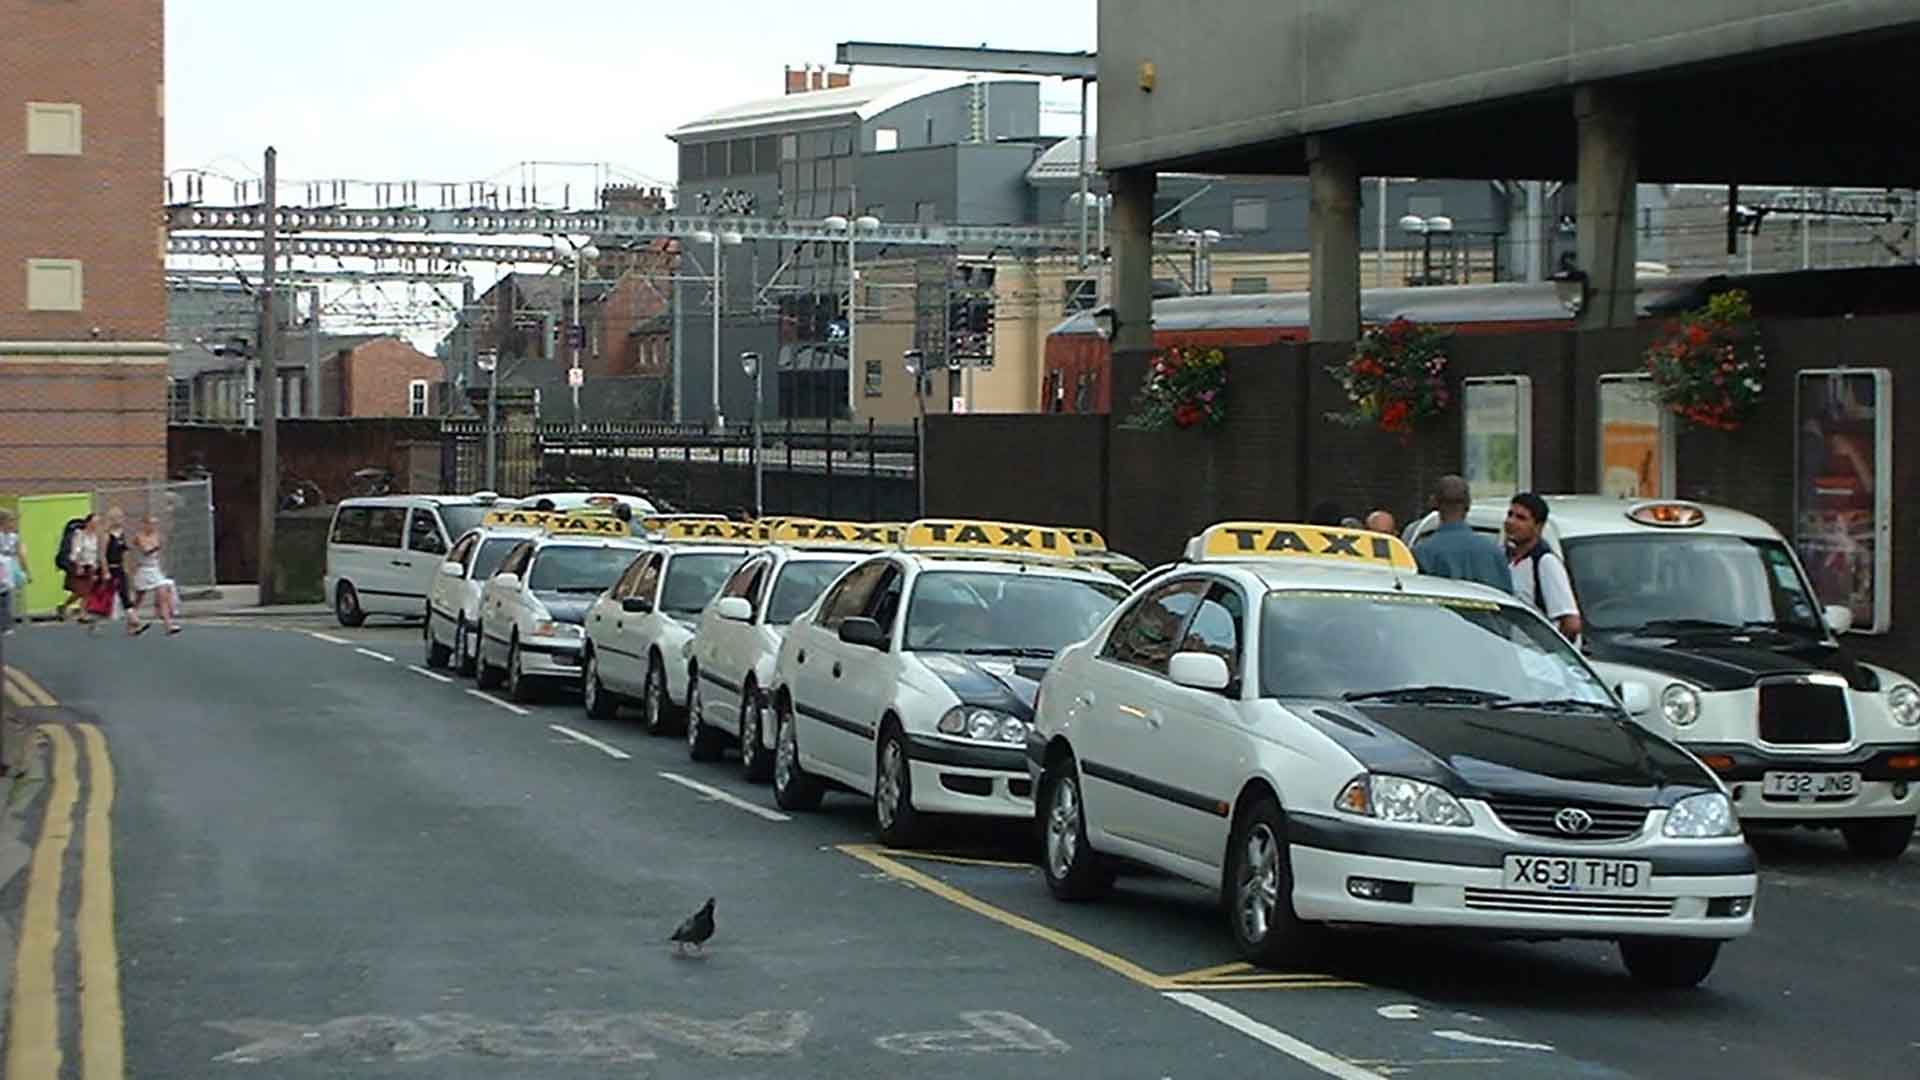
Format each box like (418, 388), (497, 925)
(771, 519), (905, 550)
(901, 519), (1104, 563)
(1194, 522), (1417, 571)
(838, 844), (1364, 993)
(659, 518), (771, 544)
(481, 509), (632, 537)
(5, 667), (58, 708)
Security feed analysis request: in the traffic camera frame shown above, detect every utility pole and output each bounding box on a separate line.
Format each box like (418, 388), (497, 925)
(257, 146), (280, 607)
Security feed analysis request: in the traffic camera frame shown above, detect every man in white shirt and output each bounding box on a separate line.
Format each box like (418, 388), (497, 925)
(1505, 492), (1582, 640)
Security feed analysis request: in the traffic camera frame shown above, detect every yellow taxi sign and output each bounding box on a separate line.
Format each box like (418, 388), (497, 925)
(1194, 522), (1416, 571)
(481, 509), (631, 537)
(638, 512), (729, 533)
(770, 519), (905, 549)
(902, 519), (1093, 562)
(1064, 527), (1108, 553)
(659, 518), (771, 544)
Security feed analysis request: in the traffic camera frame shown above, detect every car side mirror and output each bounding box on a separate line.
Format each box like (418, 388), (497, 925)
(839, 616), (888, 650)
(714, 596), (754, 623)
(1824, 604), (1854, 635)
(492, 573), (520, 592)
(1168, 651), (1232, 692)
(440, 561), (463, 578)
(622, 596), (653, 614)
(1617, 682), (1652, 715)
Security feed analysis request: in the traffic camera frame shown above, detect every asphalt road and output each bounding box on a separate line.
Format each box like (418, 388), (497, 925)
(4, 613), (1917, 1079)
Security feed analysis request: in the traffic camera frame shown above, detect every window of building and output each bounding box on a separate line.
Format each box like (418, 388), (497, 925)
(832, 128), (853, 156)
(25, 102), (82, 156)
(1230, 276), (1268, 295)
(925, 116), (935, 143)
(729, 138), (754, 176)
(873, 127), (898, 152)
(1063, 278), (1097, 314)
(814, 159), (833, 189)
(408, 379), (430, 417)
(755, 135), (778, 172)
(781, 134), (797, 161)
(1232, 196), (1269, 232)
(865, 358), (884, 397)
(705, 142), (727, 179)
(25, 258), (82, 311)
(679, 142), (705, 181)
(832, 157), (851, 188)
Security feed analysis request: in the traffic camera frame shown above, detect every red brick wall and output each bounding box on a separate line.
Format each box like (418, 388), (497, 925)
(590, 270), (671, 378)
(343, 339), (444, 417)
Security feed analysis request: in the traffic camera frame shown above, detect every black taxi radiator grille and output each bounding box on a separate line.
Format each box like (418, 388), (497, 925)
(1757, 679), (1851, 745)
(1487, 801), (1648, 841)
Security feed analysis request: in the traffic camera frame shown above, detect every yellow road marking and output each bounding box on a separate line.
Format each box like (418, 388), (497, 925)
(7, 725), (78, 1080)
(876, 847), (1035, 870)
(78, 724), (124, 1080)
(1166, 960), (1257, 981)
(1172, 979), (1369, 991)
(5, 666), (58, 707)
(2, 676), (28, 709)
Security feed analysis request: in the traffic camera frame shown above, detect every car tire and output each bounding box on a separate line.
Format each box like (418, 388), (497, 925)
(583, 649), (619, 720)
(475, 630), (505, 689)
(507, 637), (539, 703)
(772, 701), (824, 812)
(738, 682), (772, 783)
(686, 675), (726, 762)
(454, 618), (478, 678)
(424, 609), (451, 669)
(1040, 753), (1110, 901)
(1619, 938), (1721, 989)
(642, 658), (675, 737)
(1840, 815), (1916, 860)
(334, 582), (365, 628)
(874, 723), (923, 847)
(1224, 797), (1313, 968)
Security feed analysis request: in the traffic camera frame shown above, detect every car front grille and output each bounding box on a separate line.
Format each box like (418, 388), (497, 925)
(1463, 889), (1674, 918)
(1757, 678), (1851, 745)
(1487, 801), (1648, 841)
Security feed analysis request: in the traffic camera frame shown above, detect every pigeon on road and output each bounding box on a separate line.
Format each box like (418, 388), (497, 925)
(670, 898), (716, 954)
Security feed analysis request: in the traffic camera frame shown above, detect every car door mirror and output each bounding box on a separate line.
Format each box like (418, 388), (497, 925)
(440, 561), (463, 578)
(1617, 681), (1652, 715)
(622, 596), (653, 614)
(839, 616), (888, 650)
(714, 596), (754, 623)
(1168, 651), (1232, 692)
(1824, 604), (1854, 635)
(492, 573), (520, 592)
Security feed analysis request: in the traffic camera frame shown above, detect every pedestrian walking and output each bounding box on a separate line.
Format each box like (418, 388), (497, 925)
(1505, 492), (1582, 640)
(1411, 476), (1513, 595)
(58, 512), (102, 624)
(0, 508), (25, 636)
(129, 513), (181, 635)
(80, 516), (117, 633)
(1364, 508), (1397, 536)
(105, 507), (139, 635)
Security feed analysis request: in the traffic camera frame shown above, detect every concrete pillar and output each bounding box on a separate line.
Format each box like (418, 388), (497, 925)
(1307, 136), (1360, 342)
(1108, 167), (1156, 353)
(1574, 86), (1638, 330)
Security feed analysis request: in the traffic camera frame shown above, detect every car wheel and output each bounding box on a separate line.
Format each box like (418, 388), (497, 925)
(475, 629), (505, 689)
(454, 618), (478, 677)
(507, 637), (539, 703)
(874, 724), (922, 847)
(738, 682), (772, 783)
(1840, 815), (1916, 860)
(1040, 753), (1110, 901)
(686, 676), (726, 762)
(424, 609), (452, 669)
(1619, 938), (1721, 989)
(334, 582), (365, 628)
(772, 702), (824, 812)
(584, 650), (618, 720)
(642, 659), (674, 736)
(1225, 797), (1312, 968)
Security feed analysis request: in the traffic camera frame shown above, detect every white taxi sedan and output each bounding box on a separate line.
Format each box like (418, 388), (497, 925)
(474, 514), (649, 701)
(1029, 521), (1757, 988)
(582, 519), (764, 735)
(684, 520), (902, 778)
(423, 519), (540, 676)
(767, 519), (1130, 845)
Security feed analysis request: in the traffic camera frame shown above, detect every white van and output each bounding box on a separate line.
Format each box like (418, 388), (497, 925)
(324, 495), (500, 626)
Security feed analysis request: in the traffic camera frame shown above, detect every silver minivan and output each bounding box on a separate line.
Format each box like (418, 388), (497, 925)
(324, 495), (499, 626)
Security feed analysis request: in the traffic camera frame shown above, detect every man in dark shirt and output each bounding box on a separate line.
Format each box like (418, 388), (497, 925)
(1412, 475), (1512, 595)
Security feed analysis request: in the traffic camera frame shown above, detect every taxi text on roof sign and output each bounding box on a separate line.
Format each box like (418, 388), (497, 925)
(902, 519), (1101, 562)
(660, 518), (772, 544)
(771, 519), (905, 549)
(482, 509), (632, 537)
(639, 513), (730, 533)
(1195, 521), (1417, 571)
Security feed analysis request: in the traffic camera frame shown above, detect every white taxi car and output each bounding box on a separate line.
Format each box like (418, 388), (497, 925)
(423, 515), (541, 675)
(514, 491), (658, 517)
(1029, 521), (1757, 988)
(767, 519), (1131, 845)
(684, 520), (904, 777)
(1406, 496), (1920, 859)
(474, 513), (649, 701)
(581, 518), (764, 735)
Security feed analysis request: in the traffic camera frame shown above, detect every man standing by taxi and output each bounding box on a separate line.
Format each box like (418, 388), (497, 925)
(1505, 491), (1581, 640)
(1412, 476), (1512, 595)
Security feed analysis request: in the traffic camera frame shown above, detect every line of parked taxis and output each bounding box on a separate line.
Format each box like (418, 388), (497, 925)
(325, 490), (1920, 988)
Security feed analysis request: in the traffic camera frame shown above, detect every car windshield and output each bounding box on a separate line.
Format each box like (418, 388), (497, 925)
(662, 553), (747, 615)
(903, 571), (1129, 655)
(439, 505), (487, 538)
(472, 537), (522, 580)
(766, 559), (853, 625)
(1563, 534), (1825, 635)
(526, 546), (637, 594)
(1259, 590), (1614, 706)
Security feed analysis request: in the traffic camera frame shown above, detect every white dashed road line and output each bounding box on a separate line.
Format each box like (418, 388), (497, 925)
(354, 647), (396, 663)
(1163, 992), (1379, 1080)
(465, 688), (531, 716)
(547, 724), (633, 760)
(657, 771), (791, 823)
(407, 665), (454, 684)
(308, 632), (352, 646)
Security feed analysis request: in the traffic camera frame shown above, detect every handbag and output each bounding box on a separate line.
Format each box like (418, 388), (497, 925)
(85, 575), (117, 617)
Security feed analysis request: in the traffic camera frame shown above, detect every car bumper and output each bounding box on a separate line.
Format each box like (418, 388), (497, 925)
(519, 636), (584, 678)
(907, 736), (1033, 819)
(1687, 742), (1920, 822)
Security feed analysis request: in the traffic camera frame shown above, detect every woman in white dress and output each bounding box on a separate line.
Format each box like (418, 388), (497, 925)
(129, 514), (181, 635)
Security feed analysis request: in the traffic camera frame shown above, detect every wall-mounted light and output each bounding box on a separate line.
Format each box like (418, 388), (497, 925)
(902, 348), (924, 377)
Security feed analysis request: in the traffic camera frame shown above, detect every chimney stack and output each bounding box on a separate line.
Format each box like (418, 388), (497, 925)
(785, 65), (807, 95)
(827, 69), (850, 89)
(809, 64), (824, 91)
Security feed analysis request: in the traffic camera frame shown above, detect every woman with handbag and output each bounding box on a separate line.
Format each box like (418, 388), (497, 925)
(81, 516), (117, 633)
(61, 512), (101, 624)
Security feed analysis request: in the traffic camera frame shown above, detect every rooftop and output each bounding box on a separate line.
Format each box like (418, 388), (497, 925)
(671, 72), (1038, 140)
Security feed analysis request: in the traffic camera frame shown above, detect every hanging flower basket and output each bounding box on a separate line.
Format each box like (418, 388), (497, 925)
(1326, 317), (1454, 444)
(1122, 345), (1228, 431)
(1644, 289), (1765, 432)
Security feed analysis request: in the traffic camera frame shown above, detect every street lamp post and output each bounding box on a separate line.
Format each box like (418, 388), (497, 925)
(1068, 191), (1114, 303)
(566, 241), (600, 428)
(823, 213), (881, 419)
(691, 229), (742, 428)
(740, 351), (764, 516)
(1398, 214), (1454, 285)
(903, 349), (928, 515)
(477, 349), (499, 490)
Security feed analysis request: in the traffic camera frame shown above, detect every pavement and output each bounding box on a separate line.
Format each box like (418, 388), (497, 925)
(0, 617), (1916, 1078)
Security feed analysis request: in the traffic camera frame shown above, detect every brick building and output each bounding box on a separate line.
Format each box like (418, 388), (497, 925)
(0, 0), (167, 494)
(191, 336), (445, 419)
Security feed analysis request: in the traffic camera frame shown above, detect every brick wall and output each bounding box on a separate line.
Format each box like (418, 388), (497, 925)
(343, 339), (444, 417)
(590, 270), (672, 378)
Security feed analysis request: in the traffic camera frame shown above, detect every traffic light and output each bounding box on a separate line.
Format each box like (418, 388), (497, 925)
(967, 296), (993, 335)
(947, 296), (971, 336)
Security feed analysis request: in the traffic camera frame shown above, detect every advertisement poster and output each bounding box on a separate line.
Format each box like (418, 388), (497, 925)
(1598, 376), (1670, 499)
(1463, 378), (1529, 500)
(1796, 369), (1892, 633)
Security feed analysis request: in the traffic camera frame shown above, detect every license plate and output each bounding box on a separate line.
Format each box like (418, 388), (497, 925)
(1762, 771), (1860, 798)
(1502, 855), (1652, 895)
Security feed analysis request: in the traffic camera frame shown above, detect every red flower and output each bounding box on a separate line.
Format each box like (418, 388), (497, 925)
(1173, 403), (1203, 428)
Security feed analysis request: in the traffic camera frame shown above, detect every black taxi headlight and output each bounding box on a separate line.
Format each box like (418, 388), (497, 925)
(1661, 683), (1701, 727)
(1888, 684), (1920, 728)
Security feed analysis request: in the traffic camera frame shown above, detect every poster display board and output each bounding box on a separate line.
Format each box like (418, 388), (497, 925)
(1462, 376), (1532, 501)
(1795, 369), (1893, 634)
(1598, 374), (1675, 499)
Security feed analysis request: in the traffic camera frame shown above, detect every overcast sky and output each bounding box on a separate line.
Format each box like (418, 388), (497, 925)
(166, 0), (1098, 204)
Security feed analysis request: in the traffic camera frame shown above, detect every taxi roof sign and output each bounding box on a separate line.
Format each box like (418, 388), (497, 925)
(1625, 501), (1707, 529)
(1191, 522), (1416, 571)
(901, 519), (1099, 564)
(482, 509), (632, 537)
(770, 519), (905, 550)
(659, 518), (771, 544)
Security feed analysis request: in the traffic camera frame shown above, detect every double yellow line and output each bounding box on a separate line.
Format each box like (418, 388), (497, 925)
(5, 679), (123, 1080)
(4, 666), (57, 708)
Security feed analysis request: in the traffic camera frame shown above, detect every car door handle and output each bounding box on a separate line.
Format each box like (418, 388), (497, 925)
(1073, 692), (1095, 709)
(797, 650), (807, 665)
(1118, 703), (1159, 728)
(391, 559), (410, 568)
(832, 662), (842, 678)
(615, 620), (623, 630)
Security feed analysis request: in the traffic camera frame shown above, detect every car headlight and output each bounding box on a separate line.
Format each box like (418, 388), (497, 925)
(936, 707), (1029, 746)
(1888, 684), (1920, 728)
(1664, 792), (1739, 838)
(1335, 774), (1473, 828)
(1661, 683), (1701, 727)
(532, 621), (582, 639)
